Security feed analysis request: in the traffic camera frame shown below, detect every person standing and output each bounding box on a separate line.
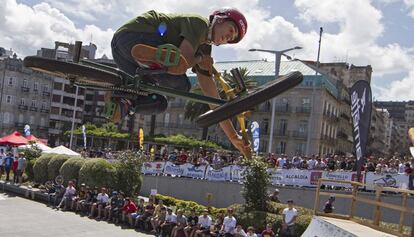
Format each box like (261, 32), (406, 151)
(3, 152), (14, 182)
(280, 200), (297, 237)
(0, 149), (5, 179)
(15, 153), (27, 184)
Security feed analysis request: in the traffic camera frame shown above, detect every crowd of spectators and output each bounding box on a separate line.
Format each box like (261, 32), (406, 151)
(0, 148), (27, 184)
(45, 180), (299, 237)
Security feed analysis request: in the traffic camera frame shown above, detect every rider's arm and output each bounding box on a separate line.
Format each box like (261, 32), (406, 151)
(196, 72), (239, 140)
(179, 39), (203, 67)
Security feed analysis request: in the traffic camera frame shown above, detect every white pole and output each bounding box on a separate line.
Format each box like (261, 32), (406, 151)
(268, 53), (282, 153)
(69, 85), (79, 149)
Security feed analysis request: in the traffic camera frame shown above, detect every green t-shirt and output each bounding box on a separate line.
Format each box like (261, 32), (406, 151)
(116, 10), (209, 52)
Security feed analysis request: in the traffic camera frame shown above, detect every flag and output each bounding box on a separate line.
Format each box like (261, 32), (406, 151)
(350, 80), (372, 181)
(138, 128), (144, 150)
(82, 125), (87, 148)
(250, 121), (260, 153)
(23, 124), (30, 137)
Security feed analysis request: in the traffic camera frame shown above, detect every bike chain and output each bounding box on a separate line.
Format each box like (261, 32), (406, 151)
(75, 78), (149, 96)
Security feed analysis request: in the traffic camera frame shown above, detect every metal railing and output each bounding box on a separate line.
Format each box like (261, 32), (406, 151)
(314, 179), (414, 237)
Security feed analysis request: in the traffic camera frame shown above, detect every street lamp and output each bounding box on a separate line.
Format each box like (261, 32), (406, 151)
(249, 46), (302, 154)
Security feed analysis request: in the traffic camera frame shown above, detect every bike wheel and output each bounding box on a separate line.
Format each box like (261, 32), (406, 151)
(195, 71), (303, 127)
(23, 56), (121, 87)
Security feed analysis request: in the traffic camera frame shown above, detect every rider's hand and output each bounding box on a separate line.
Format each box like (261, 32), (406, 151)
(229, 133), (252, 158)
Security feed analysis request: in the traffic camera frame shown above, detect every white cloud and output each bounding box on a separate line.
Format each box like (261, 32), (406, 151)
(0, 0), (114, 57)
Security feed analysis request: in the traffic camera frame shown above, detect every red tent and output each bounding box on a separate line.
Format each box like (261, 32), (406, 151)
(26, 134), (47, 145)
(0, 131), (29, 146)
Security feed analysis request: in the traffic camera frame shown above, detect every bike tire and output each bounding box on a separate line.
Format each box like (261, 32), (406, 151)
(23, 56), (122, 86)
(195, 71), (303, 128)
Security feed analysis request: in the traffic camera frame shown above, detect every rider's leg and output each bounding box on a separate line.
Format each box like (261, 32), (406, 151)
(111, 32), (191, 114)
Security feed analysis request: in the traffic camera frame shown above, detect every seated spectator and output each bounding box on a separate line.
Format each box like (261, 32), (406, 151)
(161, 208), (177, 237)
(184, 208), (199, 237)
(210, 210), (224, 237)
(108, 192), (125, 223)
(233, 225), (247, 237)
(195, 209), (212, 237)
(78, 187), (96, 215)
(219, 208), (236, 237)
(130, 198), (146, 226)
(280, 199), (297, 237)
(57, 180), (76, 211)
(47, 181), (65, 208)
(171, 209), (187, 237)
(269, 189), (280, 203)
(323, 195), (335, 213)
(151, 206), (167, 234)
(246, 227), (257, 237)
(136, 198), (155, 231)
(89, 187), (109, 220)
(121, 197), (137, 226)
(103, 191), (119, 221)
(72, 183), (86, 211)
(261, 223), (275, 237)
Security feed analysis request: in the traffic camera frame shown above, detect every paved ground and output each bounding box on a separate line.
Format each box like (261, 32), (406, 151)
(0, 192), (153, 237)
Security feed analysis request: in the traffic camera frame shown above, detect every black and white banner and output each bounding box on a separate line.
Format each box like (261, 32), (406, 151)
(350, 80), (372, 180)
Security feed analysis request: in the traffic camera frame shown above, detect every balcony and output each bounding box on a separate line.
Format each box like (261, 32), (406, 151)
(40, 108), (50, 113)
(340, 112), (350, 121)
(29, 106), (38, 112)
(21, 86), (30, 92)
(18, 105), (28, 110)
(38, 126), (49, 131)
(320, 134), (336, 145)
(15, 122), (25, 127)
(337, 131), (348, 139)
(295, 106), (311, 114)
(290, 130), (307, 139)
(275, 105), (290, 113)
(33, 89), (38, 94)
(323, 112), (339, 122)
(342, 96), (351, 104)
(42, 91), (51, 97)
(155, 122), (197, 129)
(275, 130), (288, 137)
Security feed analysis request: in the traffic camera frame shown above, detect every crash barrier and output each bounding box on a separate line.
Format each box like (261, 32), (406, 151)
(142, 161), (412, 189)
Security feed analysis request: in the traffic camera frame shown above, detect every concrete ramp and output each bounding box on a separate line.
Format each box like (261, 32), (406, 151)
(301, 216), (397, 237)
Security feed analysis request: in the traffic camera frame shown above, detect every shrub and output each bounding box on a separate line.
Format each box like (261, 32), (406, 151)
(47, 155), (72, 181)
(241, 157), (270, 211)
(113, 151), (145, 197)
(25, 159), (36, 181)
(60, 157), (86, 185)
(79, 158), (116, 188)
(33, 154), (56, 184)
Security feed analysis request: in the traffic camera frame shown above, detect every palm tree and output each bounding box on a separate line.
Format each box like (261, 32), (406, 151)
(184, 67), (257, 140)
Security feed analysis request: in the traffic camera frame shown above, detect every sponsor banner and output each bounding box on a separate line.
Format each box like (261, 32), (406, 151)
(163, 161), (186, 176)
(322, 171), (361, 188)
(350, 80), (372, 178)
(365, 172), (410, 190)
(182, 164), (207, 179)
(267, 169), (314, 187)
(141, 162), (165, 175)
(205, 165), (232, 181)
(230, 165), (246, 182)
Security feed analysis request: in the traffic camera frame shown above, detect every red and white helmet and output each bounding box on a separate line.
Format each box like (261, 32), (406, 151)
(209, 7), (248, 44)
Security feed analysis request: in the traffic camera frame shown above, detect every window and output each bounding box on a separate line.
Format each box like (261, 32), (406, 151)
(302, 98), (310, 107)
(40, 118), (46, 127)
(296, 143), (306, 155)
(164, 113), (170, 125)
(20, 98), (25, 105)
(34, 82), (38, 91)
(3, 112), (10, 123)
(53, 82), (62, 90)
(52, 95), (61, 103)
(30, 116), (34, 124)
(18, 114), (24, 123)
(279, 141), (287, 154)
(41, 102), (46, 110)
(279, 119), (288, 135)
(23, 79), (28, 88)
(6, 95), (12, 104)
(8, 77), (13, 86)
(263, 118), (269, 134)
(178, 114), (184, 125)
(31, 100), (36, 107)
(43, 84), (49, 92)
(298, 120), (308, 134)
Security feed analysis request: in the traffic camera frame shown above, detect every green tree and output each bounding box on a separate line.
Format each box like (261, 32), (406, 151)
(241, 156), (270, 212)
(113, 151), (146, 197)
(184, 67), (257, 140)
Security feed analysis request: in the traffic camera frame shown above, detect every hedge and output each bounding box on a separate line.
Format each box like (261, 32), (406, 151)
(47, 155), (72, 181)
(25, 159), (36, 181)
(33, 154), (57, 183)
(79, 158), (116, 188)
(60, 157), (86, 185)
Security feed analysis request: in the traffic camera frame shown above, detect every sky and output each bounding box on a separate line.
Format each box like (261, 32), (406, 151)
(1, 0), (413, 101)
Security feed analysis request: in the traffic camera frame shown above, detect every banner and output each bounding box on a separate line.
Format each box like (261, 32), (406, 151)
(250, 121), (260, 153)
(182, 164), (207, 179)
(267, 168), (315, 187)
(138, 128), (144, 150)
(350, 80), (372, 179)
(205, 166), (232, 181)
(82, 125), (87, 148)
(365, 172), (410, 190)
(163, 161), (186, 176)
(322, 171), (361, 188)
(24, 124), (30, 137)
(141, 161), (165, 175)
(230, 165), (246, 182)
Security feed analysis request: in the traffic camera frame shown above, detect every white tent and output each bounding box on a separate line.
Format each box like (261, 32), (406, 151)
(43, 145), (80, 156)
(18, 143), (52, 152)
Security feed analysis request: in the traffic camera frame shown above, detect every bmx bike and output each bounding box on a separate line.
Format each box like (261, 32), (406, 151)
(23, 41), (303, 158)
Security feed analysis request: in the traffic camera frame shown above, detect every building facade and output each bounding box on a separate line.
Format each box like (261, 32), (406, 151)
(0, 54), (53, 138)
